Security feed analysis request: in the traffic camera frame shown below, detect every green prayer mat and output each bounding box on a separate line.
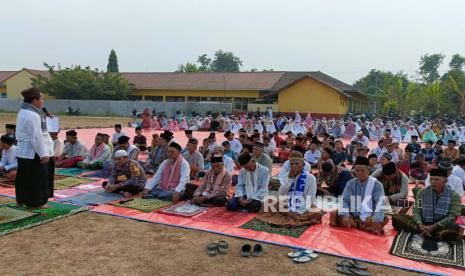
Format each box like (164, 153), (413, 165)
(112, 198), (173, 213)
(54, 177), (95, 190)
(0, 201), (88, 236)
(0, 207), (38, 225)
(240, 218), (310, 238)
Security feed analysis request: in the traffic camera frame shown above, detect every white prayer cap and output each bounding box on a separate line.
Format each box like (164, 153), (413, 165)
(114, 150), (128, 158)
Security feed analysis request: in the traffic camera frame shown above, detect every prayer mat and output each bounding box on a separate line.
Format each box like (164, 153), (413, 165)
(57, 190), (124, 206)
(390, 231), (465, 270)
(192, 207), (254, 225)
(0, 206), (38, 225)
(158, 202), (208, 218)
(54, 177), (95, 190)
(0, 176), (15, 187)
(74, 182), (104, 192)
(55, 168), (94, 177)
(112, 198), (173, 213)
(240, 218), (310, 238)
(54, 175), (67, 181)
(53, 188), (89, 199)
(0, 196), (16, 205)
(0, 201), (87, 236)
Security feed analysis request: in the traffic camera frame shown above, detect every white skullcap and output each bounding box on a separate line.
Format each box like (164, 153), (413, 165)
(114, 150), (128, 158)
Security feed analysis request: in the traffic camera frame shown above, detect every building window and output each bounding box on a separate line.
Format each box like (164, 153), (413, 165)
(0, 93), (6, 98)
(145, 96), (163, 101)
(128, 95), (142, 101)
(234, 97), (253, 111)
(166, 96), (185, 102)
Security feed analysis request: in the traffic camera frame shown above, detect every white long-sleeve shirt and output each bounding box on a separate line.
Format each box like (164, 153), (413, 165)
(54, 139), (64, 157)
(16, 109), (54, 159)
(223, 155), (234, 174)
(279, 172), (317, 214)
(144, 158), (190, 193)
(83, 144), (112, 163)
(228, 138), (242, 154)
(235, 164), (269, 201)
(304, 149), (321, 165)
(111, 131), (128, 144)
(0, 146), (18, 171)
(452, 165), (465, 191)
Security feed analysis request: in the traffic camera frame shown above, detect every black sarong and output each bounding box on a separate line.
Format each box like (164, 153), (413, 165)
(15, 154), (54, 207)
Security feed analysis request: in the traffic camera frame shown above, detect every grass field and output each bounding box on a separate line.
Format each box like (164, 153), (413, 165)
(0, 113), (421, 275)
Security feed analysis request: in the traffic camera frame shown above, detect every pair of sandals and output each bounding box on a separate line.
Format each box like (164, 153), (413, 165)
(207, 241), (229, 255)
(288, 249), (319, 263)
(336, 259), (370, 275)
(240, 244), (263, 257)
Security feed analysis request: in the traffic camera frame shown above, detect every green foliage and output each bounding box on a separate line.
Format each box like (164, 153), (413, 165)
(418, 53), (445, 84)
(107, 49), (119, 73)
(31, 63), (134, 100)
(175, 50), (243, 72)
(449, 54), (465, 72)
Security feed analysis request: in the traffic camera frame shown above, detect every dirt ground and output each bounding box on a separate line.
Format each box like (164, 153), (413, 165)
(0, 113), (422, 275)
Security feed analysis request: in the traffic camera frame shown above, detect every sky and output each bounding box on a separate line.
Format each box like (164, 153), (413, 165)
(1, 0), (464, 84)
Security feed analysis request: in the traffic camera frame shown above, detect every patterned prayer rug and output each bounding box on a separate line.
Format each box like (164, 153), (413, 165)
(54, 177), (95, 190)
(57, 191), (124, 206)
(0, 201), (88, 236)
(112, 198), (173, 213)
(390, 231), (465, 269)
(74, 182), (104, 192)
(0, 176), (15, 187)
(55, 168), (94, 177)
(192, 207), (255, 225)
(158, 202), (208, 218)
(240, 218), (310, 238)
(53, 188), (89, 199)
(0, 206), (38, 225)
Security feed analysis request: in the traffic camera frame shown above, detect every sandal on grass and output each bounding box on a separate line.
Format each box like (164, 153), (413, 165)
(337, 259), (368, 270)
(207, 243), (219, 256)
(336, 265), (354, 275)
(217, 241), (229, 254)
(240, 244), (252, 257)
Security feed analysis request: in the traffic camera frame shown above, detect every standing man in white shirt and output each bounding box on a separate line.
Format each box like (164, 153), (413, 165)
(15, 88), (55, 208)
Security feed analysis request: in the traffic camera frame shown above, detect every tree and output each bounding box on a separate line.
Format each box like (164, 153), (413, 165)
(175, 50), (243, 72)
(210, 50), (242, 72)
(449, 54), (465, 72)
(32, 63), (133, 100)
(107, 49), (119, 73)
(418, 53), (445, 83)
(175, 62), (200, 72)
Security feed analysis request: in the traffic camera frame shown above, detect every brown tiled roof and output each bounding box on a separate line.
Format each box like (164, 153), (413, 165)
(120, 72), (285, 90)
(0, 69), (361, 98)
(0, 71), (17, 85)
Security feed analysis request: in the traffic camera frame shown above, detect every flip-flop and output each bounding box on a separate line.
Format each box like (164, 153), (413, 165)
(252, 244), (263, 257)
(207, 243), (219, 256)
(218, 240), (229, 254)
(288, 249), (313, 258)
(336, 265), (354, 275)
(347, 267), (370, 276)
(292, 255), (313, 263)
(240, 244), (252, 257)
(337, 260), (368, 270)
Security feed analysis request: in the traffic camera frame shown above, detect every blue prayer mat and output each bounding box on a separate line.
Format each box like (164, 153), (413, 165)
(57, 190), (124, 206)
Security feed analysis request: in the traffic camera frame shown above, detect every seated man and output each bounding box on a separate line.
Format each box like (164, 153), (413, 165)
(226, 152), (269, 213)
(318, 161), (353, 196)
(192, 156), (231, 207)
(368, 153), (381, 174)
(222, 141), (238, 163)
(145, 133), (168, 173)
(330, 156), (387, 235)
(133, 127), (147, 151)
(212, 146), (234, 175)
(278, 149), (311, 182)
(423, 158), (464, 198)
(277, 141), (291, 163)
(0, 135), (17, 179)
(56, 130), (88, 168)
(409, 154), (428, 182)
(103, 150), (146, 197)
(257, 154), (323, 227)
(77, 133), (111, 169)
(392, 168), (463, 241)
(111, 124), (127, 146)
(49, 131), (64, 158)
(372, 161), (408, 206)
(182, 138), (205, 179)
(252, 142), (273, 175)
(115, 136), (140, 161)
(304, 141), (321, 168)
(442, 139), (460, 161)
(142, 142), (190, 203)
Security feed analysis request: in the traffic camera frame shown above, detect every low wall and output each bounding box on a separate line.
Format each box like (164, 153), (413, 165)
(0, 99), (232, 117)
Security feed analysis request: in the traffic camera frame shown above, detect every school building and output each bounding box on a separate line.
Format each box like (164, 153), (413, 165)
(0, 68), (369, 117)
